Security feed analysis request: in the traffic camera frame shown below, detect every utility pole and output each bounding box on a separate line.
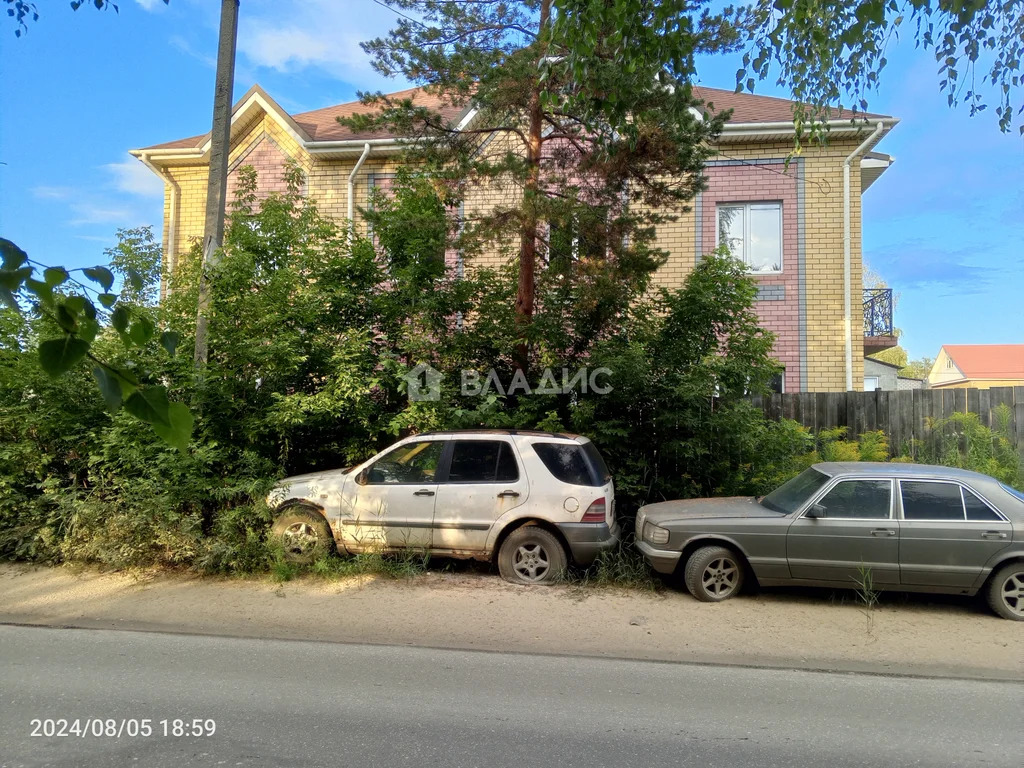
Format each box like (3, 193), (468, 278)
(194, 0), (240, 367)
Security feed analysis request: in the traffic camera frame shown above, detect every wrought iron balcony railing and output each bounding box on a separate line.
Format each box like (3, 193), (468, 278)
(863, 288), (893, 337)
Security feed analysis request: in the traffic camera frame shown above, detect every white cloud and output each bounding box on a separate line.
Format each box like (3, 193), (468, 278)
(170, 35), (217, 68)
(69, 203), (139, 227)
(236, 0), (411, 91)
(134, 0), (166, 10)
(104, 160), (165, 198)
(32, 186), (74, 200)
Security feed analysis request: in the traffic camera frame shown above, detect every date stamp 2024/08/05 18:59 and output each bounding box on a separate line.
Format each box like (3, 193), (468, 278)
(29, 718), (217, 739)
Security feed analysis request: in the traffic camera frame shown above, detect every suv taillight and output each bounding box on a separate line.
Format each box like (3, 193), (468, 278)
(581, 498), (606, 523)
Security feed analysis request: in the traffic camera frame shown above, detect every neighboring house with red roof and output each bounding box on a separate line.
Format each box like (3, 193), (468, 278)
(130, 83), (898, 393)
(927, 345), (1024, 389)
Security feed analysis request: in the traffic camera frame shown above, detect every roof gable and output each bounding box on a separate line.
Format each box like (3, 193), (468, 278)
(942, 344), (1024, 379)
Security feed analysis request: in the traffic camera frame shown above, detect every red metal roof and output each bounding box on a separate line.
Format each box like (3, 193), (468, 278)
(944, 344), (1024, 380)
(138, 84), (892, 153)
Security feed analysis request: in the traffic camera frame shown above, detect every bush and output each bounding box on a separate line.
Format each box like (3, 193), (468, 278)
(13, 166), (1017, 581)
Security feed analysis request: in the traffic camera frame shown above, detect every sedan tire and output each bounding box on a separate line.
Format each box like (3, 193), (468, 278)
(498, 526), (567, 585)
(271, 505), (335, 565)
(986, 562), (1024, 621)
(684, 545), (745, 602)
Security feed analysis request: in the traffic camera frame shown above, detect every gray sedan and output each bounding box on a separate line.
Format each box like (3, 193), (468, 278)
(636, 462), (1024, 620)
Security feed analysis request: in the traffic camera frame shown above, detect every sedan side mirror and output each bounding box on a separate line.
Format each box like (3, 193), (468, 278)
(805, 504), (826, 519)
(355, 468), (369, 486)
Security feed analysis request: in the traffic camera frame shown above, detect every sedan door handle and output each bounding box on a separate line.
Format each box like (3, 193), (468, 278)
(870, 528), (897, 536)
(413, 489), (435, 497)
(982, 531), (1008, 540)
(497, 490), (520, 498)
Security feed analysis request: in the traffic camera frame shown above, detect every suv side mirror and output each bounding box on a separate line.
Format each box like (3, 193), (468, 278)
(805, 504), (826, 519)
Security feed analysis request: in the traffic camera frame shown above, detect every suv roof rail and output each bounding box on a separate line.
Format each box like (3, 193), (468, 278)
(415, 428), (584, 440)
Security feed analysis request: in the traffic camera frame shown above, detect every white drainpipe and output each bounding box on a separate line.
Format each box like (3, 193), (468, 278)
(137, 152), (180, 291)
(843, 122), (884, 391)
(347, 143), (372, 240)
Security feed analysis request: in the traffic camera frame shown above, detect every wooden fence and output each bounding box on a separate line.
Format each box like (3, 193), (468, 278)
(750, 386), (1024, 458)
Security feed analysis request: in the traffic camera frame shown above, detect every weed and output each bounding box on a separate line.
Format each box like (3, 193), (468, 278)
(853, 564), (880, 636)
(573, 538), (660, 591)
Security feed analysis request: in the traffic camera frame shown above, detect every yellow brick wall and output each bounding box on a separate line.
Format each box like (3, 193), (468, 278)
(154, 120), (872, 392)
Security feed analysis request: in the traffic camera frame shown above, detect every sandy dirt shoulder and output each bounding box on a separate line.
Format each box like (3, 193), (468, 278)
(0, 563), (1019, 680)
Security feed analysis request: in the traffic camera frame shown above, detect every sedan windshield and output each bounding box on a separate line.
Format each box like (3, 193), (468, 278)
(760, 468), (831, 514)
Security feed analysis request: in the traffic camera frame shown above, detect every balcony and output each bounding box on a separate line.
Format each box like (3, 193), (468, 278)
(863, 288), (897, 354)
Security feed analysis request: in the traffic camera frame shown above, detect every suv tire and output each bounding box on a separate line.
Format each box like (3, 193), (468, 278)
(498, 526), (567, 585)
(271, 505), (335, 565)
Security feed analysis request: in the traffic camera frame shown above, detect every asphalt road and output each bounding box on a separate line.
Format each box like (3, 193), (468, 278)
(0, 625), (1019, 768)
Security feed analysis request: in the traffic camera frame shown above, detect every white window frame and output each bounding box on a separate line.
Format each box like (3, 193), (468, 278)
(864, 376), (880, 391)
(716, 201), (783, 274)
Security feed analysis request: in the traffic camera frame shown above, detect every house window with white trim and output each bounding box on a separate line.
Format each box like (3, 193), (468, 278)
(864, 376), (880, 391)
(717, 202), (782, 273)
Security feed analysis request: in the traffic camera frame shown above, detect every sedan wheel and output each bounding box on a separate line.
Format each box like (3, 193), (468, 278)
(987, 563), (1024, 621)
(684, 546), (745, 602)
(497, 526), (567, 585)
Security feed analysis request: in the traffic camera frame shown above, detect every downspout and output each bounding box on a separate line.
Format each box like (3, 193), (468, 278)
(347, 142), (372, 241)
(843, 121), (884, 391)
(137, 152), (180, 298)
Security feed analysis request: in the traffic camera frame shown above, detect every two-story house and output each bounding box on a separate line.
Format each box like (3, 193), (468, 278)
(131, 84), (898, 392)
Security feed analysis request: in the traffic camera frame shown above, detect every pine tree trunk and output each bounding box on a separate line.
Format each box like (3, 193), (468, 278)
(514, 0), (551, 369)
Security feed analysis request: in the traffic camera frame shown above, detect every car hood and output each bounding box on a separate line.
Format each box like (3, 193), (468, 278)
(640, 496), (781, 523)
(267, 469), (350, 503)
(275, 470), (335, 487)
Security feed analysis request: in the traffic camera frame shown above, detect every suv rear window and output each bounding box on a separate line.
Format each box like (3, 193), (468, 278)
(532, 442), (607, 487)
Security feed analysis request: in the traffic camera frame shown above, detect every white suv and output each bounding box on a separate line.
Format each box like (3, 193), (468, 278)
(267, 430), (618, 584)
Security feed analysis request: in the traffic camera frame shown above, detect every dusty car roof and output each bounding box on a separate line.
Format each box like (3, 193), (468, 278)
(417, 429), (584, 440)
(814, 462), (996, 482)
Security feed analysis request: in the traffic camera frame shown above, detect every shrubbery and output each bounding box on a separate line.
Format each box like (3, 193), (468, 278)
(2, 167), (1020, 577)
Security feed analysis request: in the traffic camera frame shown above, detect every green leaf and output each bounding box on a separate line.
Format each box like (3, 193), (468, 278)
(82, 266), (115, 292)
(111, 305), (129, 333)
(92, 366), (123, 411)
(151, 401), (194, 453)
(159, 331), (181, 358)
(55, 303), (79, 333)
(98, 293), (117, 308)
(78, 317), (100, 344)
(0, 266), (33, 291)
(124, 385), (172, 428)
(0, 285), (18, 312)
(126, 268), (145, 292)
(64, 295), (87, 315)
(0, 238), (28, 270)
(38, 336), (90, 377)
(44, 267), (69, 287)
(128, 315), (155, 346)
(25, 279), (53, 304)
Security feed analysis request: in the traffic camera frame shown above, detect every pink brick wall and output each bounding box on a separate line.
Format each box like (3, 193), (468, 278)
(701, 163), (801, 392)
(226, 133), (300, 202)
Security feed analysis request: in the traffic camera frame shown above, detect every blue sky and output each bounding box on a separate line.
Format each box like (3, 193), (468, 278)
(2, 0), (1021, 361)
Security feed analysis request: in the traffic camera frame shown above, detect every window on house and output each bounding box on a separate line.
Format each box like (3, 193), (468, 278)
(717, 202), (782, 273)
(548, 207), (609, 264)
(864, 376), (880, 391)
(770, 371), (785, 394)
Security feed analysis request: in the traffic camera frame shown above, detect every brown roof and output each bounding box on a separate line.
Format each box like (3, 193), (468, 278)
(138, 84), (892, 152)
(694, 86), (890, 123)
(944, 345), (1024, 380)
(292, 86), (468, 142)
